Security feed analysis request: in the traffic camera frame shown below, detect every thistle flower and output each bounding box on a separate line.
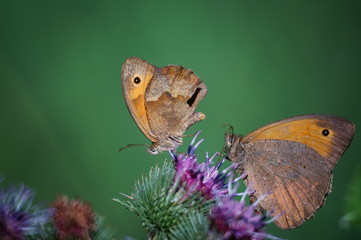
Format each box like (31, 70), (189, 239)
(207, 171), (282, 240)
(0, 180), (52, 240)
(114, 133), (216, 239)
(172, 132), (238, 200)
(115, 160), (209, 239)
(53, 195), (96, 240)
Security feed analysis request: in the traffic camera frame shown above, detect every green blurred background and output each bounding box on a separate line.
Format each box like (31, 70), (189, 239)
(1, 0), (361, 239)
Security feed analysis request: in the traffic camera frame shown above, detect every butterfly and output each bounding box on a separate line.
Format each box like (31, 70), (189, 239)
(121, 57), (207, 154)
(224, 114), (355, 229)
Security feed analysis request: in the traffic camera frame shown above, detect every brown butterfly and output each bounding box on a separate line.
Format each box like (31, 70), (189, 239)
(224, 114), (355, 229)
(121, 57), (207, 154)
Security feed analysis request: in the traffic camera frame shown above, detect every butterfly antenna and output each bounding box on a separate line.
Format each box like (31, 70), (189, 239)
(223, 123), (234, 136)
(216, 124), (234, 162)
(118, 144), (151, 152)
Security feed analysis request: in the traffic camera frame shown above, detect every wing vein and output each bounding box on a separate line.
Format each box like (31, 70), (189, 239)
(285, 165), (327, 194)
(273, 175), (292, 228)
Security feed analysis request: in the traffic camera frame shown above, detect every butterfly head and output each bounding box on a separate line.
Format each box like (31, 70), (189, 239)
(224, 131), (245, 164)
(224, 132), (234, 157)
(223, 125), (237, 158)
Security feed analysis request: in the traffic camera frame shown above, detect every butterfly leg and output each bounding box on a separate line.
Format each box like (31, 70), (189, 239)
(169, 135), (182, 143)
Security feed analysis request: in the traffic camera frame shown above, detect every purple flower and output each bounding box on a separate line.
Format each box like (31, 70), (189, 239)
(209, 184), (282, 240)
(0, 181), (52, 240)
(171, 132), (238, 200)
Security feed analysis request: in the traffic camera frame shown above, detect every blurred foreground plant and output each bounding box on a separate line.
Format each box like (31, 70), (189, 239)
(0, 179), (52, 240)
(115, 132), (282, 240)
(0, 179), (115, 240)
(52, 195), (116, 240)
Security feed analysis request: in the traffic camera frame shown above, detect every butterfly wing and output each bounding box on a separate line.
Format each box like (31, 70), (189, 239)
(121, 57), (158, 142)
(241, 115), (354, 229)
(144, 65), (207, 140)
(243, 114), (355, 170)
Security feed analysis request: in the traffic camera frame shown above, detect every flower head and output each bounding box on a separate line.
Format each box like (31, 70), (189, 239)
(171, 131), (237, 200)
(0, 181), (52, 240)
(209, 184), (282, 240)
(53, 195), (96, 240)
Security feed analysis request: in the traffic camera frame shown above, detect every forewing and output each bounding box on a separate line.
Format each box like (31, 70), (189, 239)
(243, 114), (355, 170)
(121, 57), (158, 142)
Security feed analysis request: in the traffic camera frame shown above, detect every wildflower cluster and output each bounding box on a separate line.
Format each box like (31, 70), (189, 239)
(0, 179), (115, 240)
(116, 132), (281, 240)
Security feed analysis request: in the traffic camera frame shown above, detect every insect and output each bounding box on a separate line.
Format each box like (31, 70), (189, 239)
(225, 114), (355, 229)
(121, 57), (207, 155)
